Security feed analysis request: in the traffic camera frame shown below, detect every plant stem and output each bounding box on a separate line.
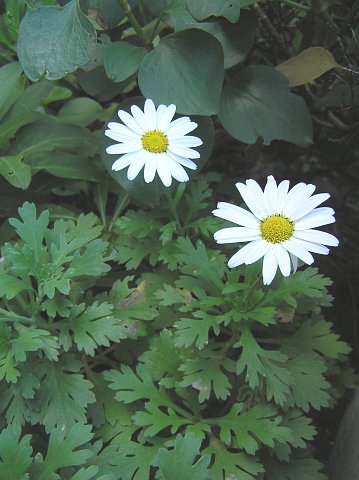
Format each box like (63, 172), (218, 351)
(117, 0), (149, 47)
(165, 189), (183, 234)
(277, 0), (310, 11)
(107, 193), (130, 233)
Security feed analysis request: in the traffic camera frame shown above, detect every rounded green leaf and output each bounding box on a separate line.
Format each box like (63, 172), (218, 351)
(104, 41), (147, 83)
(17, 0), (96, 81)
(58, 97), (103, 126)
(219, 65), (313, 146)
(77, 67), (127, 102)
(101, 97), (214, 205)
(187, 0), (241, 23)
(208, 12), (257, 69)
(138, 29), (224, 115)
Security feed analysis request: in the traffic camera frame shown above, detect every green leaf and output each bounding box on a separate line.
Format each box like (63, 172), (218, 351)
(187, 0), (241, 23)
(104, 364), (170, 407)
(32, 423), (94, 480)
(139, 29), (224, 115)
(283, 317), (351, 359)
(133, 401), (192, 437)
(30, 356), (95, 432)
(104, 41), (147, 82)
(264, 455), (326, 480)
(215, 403), (292, 453)
(9, 123), (96, 159)
(180, 349), (235, 402)
(11, 324), (59, 362)
(219, 65), (313, 146)
(0, 155), (31, 189)
(8, 202), (49, 263)
(29, 152), (101, 181)
(235, 328), (294, 405)
(0, 62), (23, 121)
(174, 311), (221, 349)
(139, 330), (182, 382)
(0, 273), (27, 299)
(205, 441), (264, 480)
(0, 424), (33, 480)
(58, 97), (103, 127)
(59, 301), (125, 356)
(175, 237), (225, 293)
(154, 432), (211, 480)
(286, 354), (331, 411)
(97, 430), (158, 480)
(17, 0), (96, 81)
(205, 12), (257, 69)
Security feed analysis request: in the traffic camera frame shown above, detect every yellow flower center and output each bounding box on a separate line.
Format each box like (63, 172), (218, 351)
(260, 214), (294, 244)
(141, 130), (168, 153)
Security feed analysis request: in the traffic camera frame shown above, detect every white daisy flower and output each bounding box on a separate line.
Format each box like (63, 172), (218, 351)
(104, 99), (203, 187)
(213, 175), (339, 285)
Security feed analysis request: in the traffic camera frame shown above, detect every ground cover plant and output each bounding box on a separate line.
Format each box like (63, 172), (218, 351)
(0, 0), (358, 479)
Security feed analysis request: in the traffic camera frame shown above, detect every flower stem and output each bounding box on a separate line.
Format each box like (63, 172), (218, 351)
(165, 189), (183, 234)
(108, 193), (130, 233)
(117, 0), (149, 47)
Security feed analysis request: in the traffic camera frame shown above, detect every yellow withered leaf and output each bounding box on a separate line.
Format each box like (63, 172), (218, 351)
(275, 47), (343, 87)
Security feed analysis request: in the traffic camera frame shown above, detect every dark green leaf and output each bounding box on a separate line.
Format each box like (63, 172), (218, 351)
(219, 65), (313, 146)
(104, 41), (147, 83)
(58, 97), (103, 126)
(154, 432), (211, 480)
(17, 0), (96, 81)
(187, 0), (241, 23)
(139, 29), (224, 115)
(0, 424), (33, 479)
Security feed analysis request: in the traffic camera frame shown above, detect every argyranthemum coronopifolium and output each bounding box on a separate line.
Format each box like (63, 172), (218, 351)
(104, 99), (203, 187)
(213, 175), (339, 285)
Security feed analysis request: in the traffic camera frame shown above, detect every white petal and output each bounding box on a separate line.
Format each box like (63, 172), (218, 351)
(127, 155), (147, 180)
(228, 242), (257, 268)
(170, 136), (202, 147)
(144, 99), (157, 129)
(290, 193), (330, 221)
(167, 151), (197, 170)
(131, 105), (148, 131)
(235, 180), (267, 219)
(112, 153), (136, 171)
(264, 175), (278, 213)
(144, 156), (157, 183)
(276, 180), (290, 213)
(283, 183), (315, 218)
(157, 103), (176, 131)
(168, 158), (189, 182)
(107, 122), (140, 139)
(168, 145), (200, 159)
(262, 248), (278, 285)
(293, 229), (339, 246)
(106, 142), (141, 154)
(118, 109), (144, 134)
(105, 129), (142, 144)
(289, 253), (298, 273)
(214, 227), (261, 244)
(282, 238), (314, 265)
(291, 235), (330, 255)
(295, 214), (335, 230)
(166, 118), (197, 138)
(244, 240), (270, 264)
(275, 244), (291, 277)
(212, 202), (259, 229)
(156, 159), (172, 187)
